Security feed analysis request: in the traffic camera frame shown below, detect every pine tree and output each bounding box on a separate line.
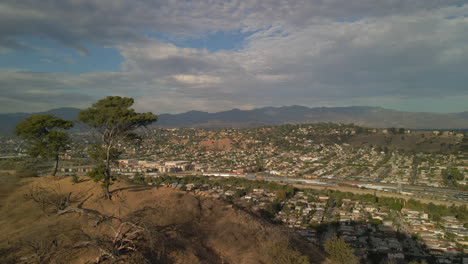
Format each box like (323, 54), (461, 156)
(79, 96), (156, 198)
(15, 114), (73, 176)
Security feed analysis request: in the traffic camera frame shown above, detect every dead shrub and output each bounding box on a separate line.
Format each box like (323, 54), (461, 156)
(93, 221), (146, 263)
(0, 247), (19, 264)
(24, 185), (79, 214)
(20, 232), (60, 263)
(15, 223), (89, 264)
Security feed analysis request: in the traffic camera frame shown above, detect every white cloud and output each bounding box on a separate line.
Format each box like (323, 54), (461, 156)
(255, 74), (292, 82)
(172, 74), (221, 86)
(1, 0), (465, 53)
(0, 1), (467, 113)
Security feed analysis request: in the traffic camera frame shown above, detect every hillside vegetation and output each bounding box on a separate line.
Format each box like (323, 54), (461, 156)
(0, 173), (328, 264)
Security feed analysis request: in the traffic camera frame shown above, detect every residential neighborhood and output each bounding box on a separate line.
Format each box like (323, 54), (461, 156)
(1, 123), (467, 263)
(139, 174), (467, 264)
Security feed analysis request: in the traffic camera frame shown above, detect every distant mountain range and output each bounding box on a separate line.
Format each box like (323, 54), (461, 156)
(156, 106), (468, 129)
(0, 107), (81, 135)
(1, 106), (468, 135)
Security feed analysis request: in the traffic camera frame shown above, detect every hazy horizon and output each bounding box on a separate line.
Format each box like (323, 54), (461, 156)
(1, 104), (468, 116)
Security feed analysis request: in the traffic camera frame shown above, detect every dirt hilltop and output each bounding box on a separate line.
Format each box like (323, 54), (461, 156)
(0, 173), (329, 264)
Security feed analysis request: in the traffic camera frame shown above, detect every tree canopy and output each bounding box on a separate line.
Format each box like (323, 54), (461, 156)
(442, 167), (464, 187)
(15, 114), (73, 176)
(323, 235), (359, 264)
(78, 96), (156, 131)
(78, 96), (157, 198)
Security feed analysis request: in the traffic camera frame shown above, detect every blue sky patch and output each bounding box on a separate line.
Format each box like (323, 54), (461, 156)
(0, 37), (123, 73)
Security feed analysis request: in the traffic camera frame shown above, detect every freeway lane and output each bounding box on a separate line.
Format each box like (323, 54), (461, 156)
(169, 172), (467, 206)
(261, 176), (467, 206)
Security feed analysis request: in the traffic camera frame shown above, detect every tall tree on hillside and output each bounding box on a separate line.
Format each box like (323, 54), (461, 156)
(15, 114), (73, 176)
(78, 96), (157, 198)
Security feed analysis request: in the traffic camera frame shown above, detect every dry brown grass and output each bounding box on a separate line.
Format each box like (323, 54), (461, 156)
(0, 175), (328, 264)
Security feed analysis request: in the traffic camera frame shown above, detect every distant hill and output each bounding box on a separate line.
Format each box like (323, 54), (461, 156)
(1, 106), (468, 135)
(0, 107), (80, 135)
(157, 106), (468, 129)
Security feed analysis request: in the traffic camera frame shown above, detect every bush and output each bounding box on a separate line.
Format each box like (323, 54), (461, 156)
(71, 174), (79, 184)
(133, 172), (146, 184)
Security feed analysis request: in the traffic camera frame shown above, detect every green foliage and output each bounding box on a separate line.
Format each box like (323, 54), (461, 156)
(444, 232), (456, 242)
(70, 174), (79, 184)
(78, 96), (156, 134)
(133, 172), (146, 184)
(87, 144), (121, 165)
(87, 165), (108, 187)
(406, 199), (468, 222)
(15, 114), (73, 176)
(442, 167), (464, 187)
(15, 114), (73, 142)
(79, 96), (157, 197)
(368, 218), (383, 226)
(301, 187), (467, 222)
(323, 235), (359, 264)
(148, 174), (468, 223)
(234, 189), (247, 198)
(377, 197), (403, 211)
(284, 185), (296, 197)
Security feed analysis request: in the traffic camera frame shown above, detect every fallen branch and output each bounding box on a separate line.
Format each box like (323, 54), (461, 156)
(95, 221), (146, 263)
(57, 207), (114, 226)
(57, 208), (86, 215)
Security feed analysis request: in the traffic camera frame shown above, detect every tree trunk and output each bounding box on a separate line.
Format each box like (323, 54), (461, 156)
(103, 183), (111, 200)
(104, 144), (112, 199)
(52, 154), (59, 177)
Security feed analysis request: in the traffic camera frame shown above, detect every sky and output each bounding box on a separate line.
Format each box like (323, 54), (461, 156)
(0, 0), (468, 114)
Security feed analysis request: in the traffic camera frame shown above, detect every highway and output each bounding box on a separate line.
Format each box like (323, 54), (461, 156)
(168, 171), (468, 206)
(261, 176), (468, 206)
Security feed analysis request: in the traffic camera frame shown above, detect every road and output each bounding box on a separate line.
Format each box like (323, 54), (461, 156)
(167, 171), (468, 206)
(288, 183), (466, 206)
(410, 156), (420, 185)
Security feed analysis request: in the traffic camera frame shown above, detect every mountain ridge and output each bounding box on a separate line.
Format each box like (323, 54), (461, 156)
(156, 106), (468, 129)
(1, 106), (467, 134)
